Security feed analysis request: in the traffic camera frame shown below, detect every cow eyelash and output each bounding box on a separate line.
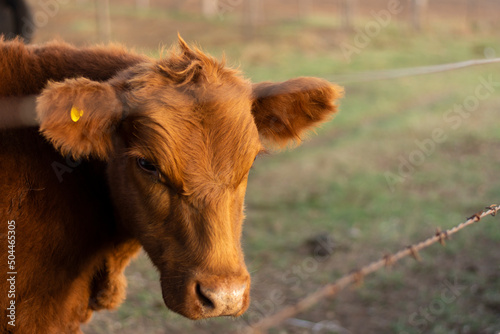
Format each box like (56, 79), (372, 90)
(136, 157), (182, 193)
(137, 157), (160, 177)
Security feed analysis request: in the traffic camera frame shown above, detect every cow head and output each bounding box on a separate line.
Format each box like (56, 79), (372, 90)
(36, 37), (343, 320)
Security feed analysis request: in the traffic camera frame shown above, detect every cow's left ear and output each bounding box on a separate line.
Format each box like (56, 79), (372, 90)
(37, 78), (123, 160)
(251, 77), (344, 147)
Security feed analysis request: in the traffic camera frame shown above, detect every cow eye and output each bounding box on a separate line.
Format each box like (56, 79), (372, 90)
(137, 157), (159, 175)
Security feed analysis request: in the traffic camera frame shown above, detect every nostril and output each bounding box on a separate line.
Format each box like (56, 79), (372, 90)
(195, 283), (215, 310)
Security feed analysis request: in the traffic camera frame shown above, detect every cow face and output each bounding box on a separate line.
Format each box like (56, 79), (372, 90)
(36, 38), (343, 320)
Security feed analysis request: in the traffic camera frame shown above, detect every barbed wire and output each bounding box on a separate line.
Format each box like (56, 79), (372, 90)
(1, 57), (500, 129)
(238, 204), (500, 334)
(331, 57), (500, 84)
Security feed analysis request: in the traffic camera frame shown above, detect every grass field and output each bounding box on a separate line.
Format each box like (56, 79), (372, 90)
(25, 1), (500, 333)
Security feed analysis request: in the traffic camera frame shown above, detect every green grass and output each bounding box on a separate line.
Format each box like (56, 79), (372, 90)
(57, 7), (500, 333)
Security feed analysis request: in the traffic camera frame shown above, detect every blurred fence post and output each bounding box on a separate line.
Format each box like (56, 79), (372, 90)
(298, 0), (311, 18)
(466, 0), (477, 29)
(202, 0), (218, 18)
(242, 0), (261, 39)
(136, 0), (150, 9)
(340, 0), (355, 30)
(95, 0), (111, 42)
(171, 0), (183, 11)
(411, 0), (428, 31)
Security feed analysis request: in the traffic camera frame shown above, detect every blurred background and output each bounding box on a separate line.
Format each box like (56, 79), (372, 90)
(4, 0), (500, 333)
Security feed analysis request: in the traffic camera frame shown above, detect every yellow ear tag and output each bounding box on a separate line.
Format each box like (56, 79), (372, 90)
(70, 106), (84, 123)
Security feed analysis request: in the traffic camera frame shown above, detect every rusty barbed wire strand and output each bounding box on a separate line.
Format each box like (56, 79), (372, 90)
(239, 204), (500, 334)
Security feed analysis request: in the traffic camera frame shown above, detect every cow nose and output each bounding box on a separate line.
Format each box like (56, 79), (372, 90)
(195, 281), (248, 317)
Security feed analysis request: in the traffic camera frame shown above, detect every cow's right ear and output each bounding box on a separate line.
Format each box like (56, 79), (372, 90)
(36, 78), (123, 160)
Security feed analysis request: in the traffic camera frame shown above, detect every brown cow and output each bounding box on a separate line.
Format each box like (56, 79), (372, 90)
(0, 37), (343, 333)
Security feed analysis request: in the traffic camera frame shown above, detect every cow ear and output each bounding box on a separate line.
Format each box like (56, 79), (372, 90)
(251, 77), (344, 147)
(36, 78), (123, 160)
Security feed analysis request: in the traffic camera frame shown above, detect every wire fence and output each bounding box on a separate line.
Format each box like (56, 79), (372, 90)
(1, 56), (499, 129)
(88, 0), (500, 33)
(237, 204), (500, 334)
(331, 57), (500, 84)
(122, 0), (500, 31)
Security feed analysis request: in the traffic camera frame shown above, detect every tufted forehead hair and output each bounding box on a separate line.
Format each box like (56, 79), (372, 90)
(156, 37), (243, 88)
(117, 37), (261, 206)
(119, 36), (251, 105)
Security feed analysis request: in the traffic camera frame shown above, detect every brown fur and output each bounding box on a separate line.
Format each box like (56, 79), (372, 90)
(0, 37), (147, 96)
(0, 37), (343, 333)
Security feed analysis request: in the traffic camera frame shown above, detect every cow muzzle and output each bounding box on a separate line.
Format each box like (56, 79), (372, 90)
(190, 272), (250, 318)
(163, 270), (251, 320)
